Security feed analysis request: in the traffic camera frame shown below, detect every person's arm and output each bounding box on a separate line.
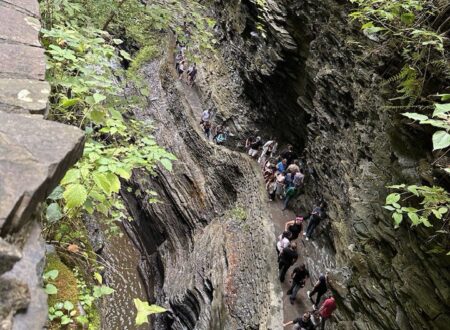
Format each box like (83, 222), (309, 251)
(284, 220), (294, 231)
(283, 321), (293, 327)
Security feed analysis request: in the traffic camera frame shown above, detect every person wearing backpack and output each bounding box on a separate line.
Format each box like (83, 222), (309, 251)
(278, 242), (298, 282)
(304, 202), (326, 240)
(287, 264), (310, 304)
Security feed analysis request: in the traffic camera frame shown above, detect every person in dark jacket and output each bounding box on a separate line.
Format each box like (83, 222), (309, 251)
(278, 242), (298, 283)
(287, 264), (309, 304)
(304, 202), (326, 241)
(307, 273), (328, 309)
(283, 312), (315, 330)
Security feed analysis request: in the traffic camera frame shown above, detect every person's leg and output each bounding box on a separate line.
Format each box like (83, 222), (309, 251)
(279, 263), (289, 282)
(282, 195), (291, 210)
(290, 283), (301, 302)
(287, 281), (296, 295)
(315, 290), (325, 307)
(320, 317), (327, 330)
(308, 286), (318, 302)
(306, 218), (318, 238)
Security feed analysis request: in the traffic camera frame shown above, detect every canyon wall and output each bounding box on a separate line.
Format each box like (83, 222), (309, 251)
(195, 0), (450, 329)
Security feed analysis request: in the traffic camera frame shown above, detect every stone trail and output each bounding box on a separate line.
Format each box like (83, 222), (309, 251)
(0, 1), (85, 329)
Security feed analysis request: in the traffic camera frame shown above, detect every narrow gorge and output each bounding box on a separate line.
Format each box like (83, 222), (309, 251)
(0, 0), (449, 330)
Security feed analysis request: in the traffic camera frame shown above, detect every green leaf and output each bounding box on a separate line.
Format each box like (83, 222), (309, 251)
(432, 103), (450, 118)
(432, 130), (450, 150)
(438, 207), (448, 214)
(106, 172), (120, 193)
(115, 167), (131, 180)
(386, 193), (401, 205)
(64, 301), (74, 311)
(119, 50), (132, 61)
(402, 112), (428, 121)
(45, 283), (58, 295)
(407, 185), (419, 196)
(60, 169), (81, 185)
(43, 269), (59, 281)
(134, 298), (166, 326)
(46, 203), (63, 223)
(60, 98), (80, 108)
(160, 158), (173, 171)
(48, 186), (64, 200)
(63, 184), (87, 209)
(393, 212), (403, 228)
(438, 94), (450, 102)
(113, 38), (123, 45)
(432, 209), (443, 219)
(93, 285), (115, 298)
(93, 173), (111, 195)
(407, 212), (420, 226)
(90, 109), (106, 124)
(60, 315), (72, 325)
(383, 205), (395, 211)
(386, 184), (406, 189)
(400, 12), (415, 25)
(93, 93), (106, 104)
(94, 272), (103, 284)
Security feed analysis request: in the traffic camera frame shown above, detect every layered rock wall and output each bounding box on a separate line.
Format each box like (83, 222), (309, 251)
(0, 1), (85, 328)
(195, 0), (450, 328)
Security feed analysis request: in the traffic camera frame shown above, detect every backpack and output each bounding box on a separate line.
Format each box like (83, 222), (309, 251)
(285, 186), (296, 197)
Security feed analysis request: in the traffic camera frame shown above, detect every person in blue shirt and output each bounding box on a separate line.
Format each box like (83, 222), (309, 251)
(277, 158), (287, 173)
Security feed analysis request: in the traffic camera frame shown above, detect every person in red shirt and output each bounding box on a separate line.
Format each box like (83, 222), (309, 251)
(319, 295), (336, 329)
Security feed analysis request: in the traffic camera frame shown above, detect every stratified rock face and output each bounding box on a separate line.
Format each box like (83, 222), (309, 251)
(197, 0), (450, 329)
(0, 1), (85, 329)
(121, 59), (282, 329)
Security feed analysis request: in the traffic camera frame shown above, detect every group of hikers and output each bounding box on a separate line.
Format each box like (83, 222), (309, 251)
(175, 40), (198, 86)
(244, 137), (336, 329)
(173, 28), (336, 328)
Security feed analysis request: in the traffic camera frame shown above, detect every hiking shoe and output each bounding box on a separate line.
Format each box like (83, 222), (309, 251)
(305, 237), (309, 241)
(303, 232), (307, 236)
(307, 290), (311, 298)
(286, 290), (292, 295)
(290, 299), (295, 305)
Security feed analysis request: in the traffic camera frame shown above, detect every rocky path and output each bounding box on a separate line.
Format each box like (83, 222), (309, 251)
(174, 75), (314, 328)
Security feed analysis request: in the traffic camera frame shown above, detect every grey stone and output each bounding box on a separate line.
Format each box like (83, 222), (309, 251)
(0, 239), (21, 275)
(0, 6), (41, 46)
(0, 79), (50, 114)
(0, 43), (46, 80)
(0, 0), (40, 17)
(3, 222), (47, 330)
(0, 112), (85, 234)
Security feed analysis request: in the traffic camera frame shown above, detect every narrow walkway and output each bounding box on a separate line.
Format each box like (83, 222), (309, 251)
(174, 74), (314, 327)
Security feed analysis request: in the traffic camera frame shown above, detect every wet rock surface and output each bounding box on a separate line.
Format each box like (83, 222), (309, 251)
(0, 1), (85, 328)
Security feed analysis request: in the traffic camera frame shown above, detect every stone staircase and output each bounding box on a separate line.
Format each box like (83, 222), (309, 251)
(0, 1), (85, 329)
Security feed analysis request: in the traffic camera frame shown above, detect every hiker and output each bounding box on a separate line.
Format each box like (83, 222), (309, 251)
(318, 295), (337, 330)
(175, 52), (183, 71)
(287, 159), (300, 174)
(258, 140), (277, 166)
(213, 126), (228, 145)
(293, 169), (305, 188)
(278, 242), (298, 282)
(304, 202), (327, 241)
(277, 158), (287, 173)
(285, 216), (304, 240)
(283, 312), (314, 330)
(307, 273), (328, 309)
(275, 172), (285, 199)
(280, 145), (297, 166)
(200, 109), (211, 125)
(276, 231), (291, 256)
(287, 264), (310, 304)
(187, 63), (197, 86)
(178, 60), (186, 80)
(284, 171), (295, 189)
(263, 160), (276, 183)
(202, 120), (211, 139)
(282, 185), (296, 211)
(266, 175), (277, 201)
(248, 136), (262, 158)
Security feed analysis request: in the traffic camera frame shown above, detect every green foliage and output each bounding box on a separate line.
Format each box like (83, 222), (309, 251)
(228, 207), (248, 222)
(402, 101), (450, 150)
(349, 0), (448, 106)
(385, 184), (450, 253)
(134, 298), (167, 326)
